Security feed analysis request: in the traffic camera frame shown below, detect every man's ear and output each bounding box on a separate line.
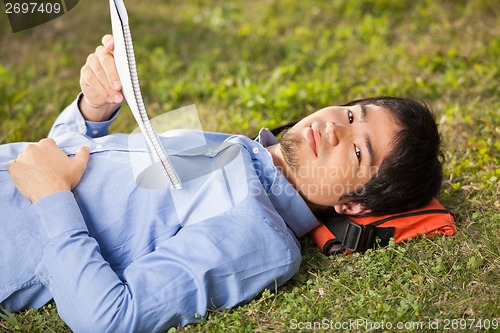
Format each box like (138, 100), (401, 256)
(333, 200), (371, 216)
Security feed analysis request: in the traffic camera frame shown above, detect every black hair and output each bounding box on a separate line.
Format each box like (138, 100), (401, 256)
(342, 96), (443, 215)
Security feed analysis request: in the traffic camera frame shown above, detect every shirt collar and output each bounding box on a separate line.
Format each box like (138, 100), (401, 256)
(255, 128), (279, 147)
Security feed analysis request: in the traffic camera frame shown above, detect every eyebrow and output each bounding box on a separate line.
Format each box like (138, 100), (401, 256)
(360, 104), (376, 167)
(364, 134), (376, 168)
(360, 104), (367, 119)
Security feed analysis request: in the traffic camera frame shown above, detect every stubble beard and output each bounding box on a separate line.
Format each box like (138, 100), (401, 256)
(279, 128), (302, 171)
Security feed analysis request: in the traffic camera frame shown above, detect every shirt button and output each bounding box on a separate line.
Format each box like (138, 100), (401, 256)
(92, 130), (99, 135)
(252, 147), (259, 154)
(205, 152), (213, 157)
(96, 144), (103, 150)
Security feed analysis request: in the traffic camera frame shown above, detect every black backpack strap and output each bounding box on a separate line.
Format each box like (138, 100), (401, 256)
(270, 122), (297, 136)
(322, 216), (395, 255)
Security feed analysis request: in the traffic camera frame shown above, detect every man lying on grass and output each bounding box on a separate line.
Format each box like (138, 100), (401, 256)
(1, 35), (442, 332)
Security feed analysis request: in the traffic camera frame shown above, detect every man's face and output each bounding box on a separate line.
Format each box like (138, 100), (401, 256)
(278, 103), (400, 212)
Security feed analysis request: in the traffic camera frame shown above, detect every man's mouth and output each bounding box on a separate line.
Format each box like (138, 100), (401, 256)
(306, 126), (318, 156)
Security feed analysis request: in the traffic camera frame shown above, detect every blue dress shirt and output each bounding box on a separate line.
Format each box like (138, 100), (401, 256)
(0, 96), (319, 332)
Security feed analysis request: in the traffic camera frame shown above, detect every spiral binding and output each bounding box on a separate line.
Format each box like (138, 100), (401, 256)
(121, 25), (182, 189)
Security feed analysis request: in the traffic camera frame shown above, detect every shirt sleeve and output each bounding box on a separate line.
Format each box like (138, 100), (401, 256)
(48, 93), (120, 138)
(32, 194), (301, 333)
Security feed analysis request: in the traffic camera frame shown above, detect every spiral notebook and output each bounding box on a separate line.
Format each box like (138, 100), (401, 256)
(109, 0), (182, 190)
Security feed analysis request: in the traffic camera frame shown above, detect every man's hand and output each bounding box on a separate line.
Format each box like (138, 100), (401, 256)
(8, 139), (90, 203)
(79, 34), (123, 122)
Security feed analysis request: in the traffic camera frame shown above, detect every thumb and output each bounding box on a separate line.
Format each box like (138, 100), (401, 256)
(72, 145), (90, 173)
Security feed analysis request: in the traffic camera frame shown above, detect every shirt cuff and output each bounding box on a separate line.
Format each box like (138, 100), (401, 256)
(48, 93), (121, 138)
(78, 92), (120, 138)
(30, 191), (88, 244)
(85, 110), (119, 138)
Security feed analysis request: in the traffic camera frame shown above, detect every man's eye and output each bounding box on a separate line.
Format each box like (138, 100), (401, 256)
(355, 145), (361, 163)
(348, 110), (354, 124)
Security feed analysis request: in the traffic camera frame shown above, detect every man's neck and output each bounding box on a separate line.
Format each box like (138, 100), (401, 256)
(266, 143), (285, 172)
(267, 143), (300, 195)
(266, 143), (324, 213)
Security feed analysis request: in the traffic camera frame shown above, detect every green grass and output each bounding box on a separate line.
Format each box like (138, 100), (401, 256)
(1, 0), (499, 332)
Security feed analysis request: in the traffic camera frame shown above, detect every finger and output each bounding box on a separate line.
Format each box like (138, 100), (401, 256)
(102, 34), (114, 51)
(7, 159), (17, 173)
(32, 138), (64, 160)
(86, 52), (122, 104)
(73, 146), (90, 167)
(92, 46), (122, 91)
(87, 52), (117, 101)
(23, 143), (37, 154)
(15, 151), (23, 161)
(38, 138), (56, 147)
(80, 63), (109, 105)
(7, 160), (19, 178)
(95, 45), (123, 95)
(70, 146), (91, 188)
(80, 70), (119, 107)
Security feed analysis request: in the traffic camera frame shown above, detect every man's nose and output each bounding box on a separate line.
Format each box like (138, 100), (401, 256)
(325, 121), (349, 146)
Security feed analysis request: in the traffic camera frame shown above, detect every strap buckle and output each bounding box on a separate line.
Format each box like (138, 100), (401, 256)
(341, 219), (376, 252)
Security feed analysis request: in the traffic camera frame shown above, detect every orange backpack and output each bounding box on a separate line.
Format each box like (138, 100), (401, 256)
(309, 198), (457, 255)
